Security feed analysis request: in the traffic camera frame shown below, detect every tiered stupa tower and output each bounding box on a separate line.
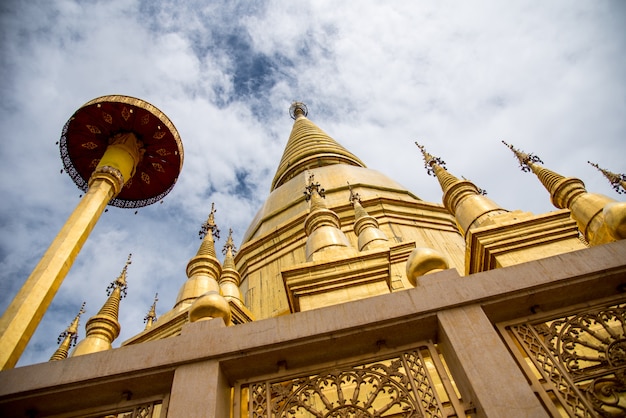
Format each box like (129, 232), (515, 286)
(236, 102), (466, 316)
(0, 95), (183, 369)
(122, 204), (253, 345)
(49, 302), (85, 361)
(504, 142), (626, 245)
(72, 254), (132, 356)
(143, 294), (159, 331)
(348, 182), (389, 251)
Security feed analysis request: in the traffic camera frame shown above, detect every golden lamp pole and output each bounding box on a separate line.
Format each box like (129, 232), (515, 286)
(0, 95), (183, 369)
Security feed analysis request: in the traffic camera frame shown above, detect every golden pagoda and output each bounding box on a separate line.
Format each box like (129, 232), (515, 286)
(0, 100), (625, 418)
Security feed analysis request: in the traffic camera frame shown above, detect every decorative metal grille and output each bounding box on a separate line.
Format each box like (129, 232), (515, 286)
(242, 344), (465, 418)
(506, 303), (626, 417)
(82, 400), (162, 418)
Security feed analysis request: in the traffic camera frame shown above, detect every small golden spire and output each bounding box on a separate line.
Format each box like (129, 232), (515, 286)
(144, 293), (158, 330)
(303, 173), (355, 261)
(222, 228), (237, 259)
(589, 161), (626, 195)
(219, 228), (244, 307)
(415, 142), (460, 191)
(199, 202), (220, 241)
(503, 142), (626, 244)
(348, 182), (361, 204)
(502, 141), (544, 173)
(72, 254), (132, 357)
(187, 210), (231, 326)
(416, 142), (507, 236)
(304, 173), (326, 202)
(174, 205), (223, 312)
(106, 253), (131, 300)
(194, 202), (221, 259)
(415, 142), (446, 175)
(348, 182), (389, 251)
(502, 141), (569, 194)
(49, 302), (85, 361)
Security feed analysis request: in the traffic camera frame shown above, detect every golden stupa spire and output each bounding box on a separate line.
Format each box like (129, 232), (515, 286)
(303, 173), (327, 211)
(348, 182), (389, 251)
(588, 161), (626, 195)
(218, 229), (244, 307)
(173, 203), (223, 312)
(185, 204), (231, 325)
(72, 254), (131, 357)
(143, 293), (158, 331)
(196, 202), (220, 257)
(271, 102), (366, 191)
(503, 141), (626, 244)
(303, 174), (356, 261)
(416, 142), (507, 236)
(49, 302), (85, 361)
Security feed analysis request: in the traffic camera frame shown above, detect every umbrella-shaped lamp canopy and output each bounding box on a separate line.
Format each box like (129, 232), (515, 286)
(60, 95), (184, 208)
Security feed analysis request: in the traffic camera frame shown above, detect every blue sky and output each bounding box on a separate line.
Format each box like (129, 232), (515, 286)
(1, 0), (625, 367)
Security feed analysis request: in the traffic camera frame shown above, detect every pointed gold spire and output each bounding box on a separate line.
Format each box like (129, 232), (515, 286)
(219, 229), (244, 307)
(72, 254), (131, 357)
(589, 161), (626, 195)
(143, 293), (158, 331)
(416, 142), (507, 236)
(304, 174), (356, 261)
(49, 302), (85, 361)
(174, 203), (223, 311)
(502, 142), (569, 196)
(504, 142), (626, 244)
(196, 202), (220, 257)
(179, 204), (231, 325)
(304, 173), (327, 210)
(271, 102), (366, 191)
(348, 182), (389, 251)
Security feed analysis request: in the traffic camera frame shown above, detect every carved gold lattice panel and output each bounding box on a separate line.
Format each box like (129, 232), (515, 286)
(241, 344), (466, 418)
(62, 400), (163, 418)
(506, 304), (626, 417)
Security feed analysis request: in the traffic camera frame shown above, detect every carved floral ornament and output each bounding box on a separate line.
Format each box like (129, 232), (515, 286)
(510, 304), (626, 417)
(245, 345), (467, 418)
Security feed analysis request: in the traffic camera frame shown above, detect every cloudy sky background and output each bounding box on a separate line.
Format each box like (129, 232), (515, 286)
(1, 0), (625, 367)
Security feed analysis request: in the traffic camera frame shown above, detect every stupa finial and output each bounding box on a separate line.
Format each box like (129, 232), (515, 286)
(588, 161), (626, 194)
(348, 182), (361, 204)
(71, 254), (131, 356)
(304, 173), (326, 202)
(107, 253), (131, 298)
(289, 102), (308, 120)
(502, 141), (544, 172)
(415, 142), (446, 176)
(199, 202), (220, 240)
(143, 293), (158, 330)
(49, 302), (86, 361)
(222, 228), (237, 256)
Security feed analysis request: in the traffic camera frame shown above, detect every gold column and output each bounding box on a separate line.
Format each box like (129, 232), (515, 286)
(0, 133), (142, 369)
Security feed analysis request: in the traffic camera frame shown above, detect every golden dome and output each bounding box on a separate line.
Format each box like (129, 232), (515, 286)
(188, 291), (232, 325)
